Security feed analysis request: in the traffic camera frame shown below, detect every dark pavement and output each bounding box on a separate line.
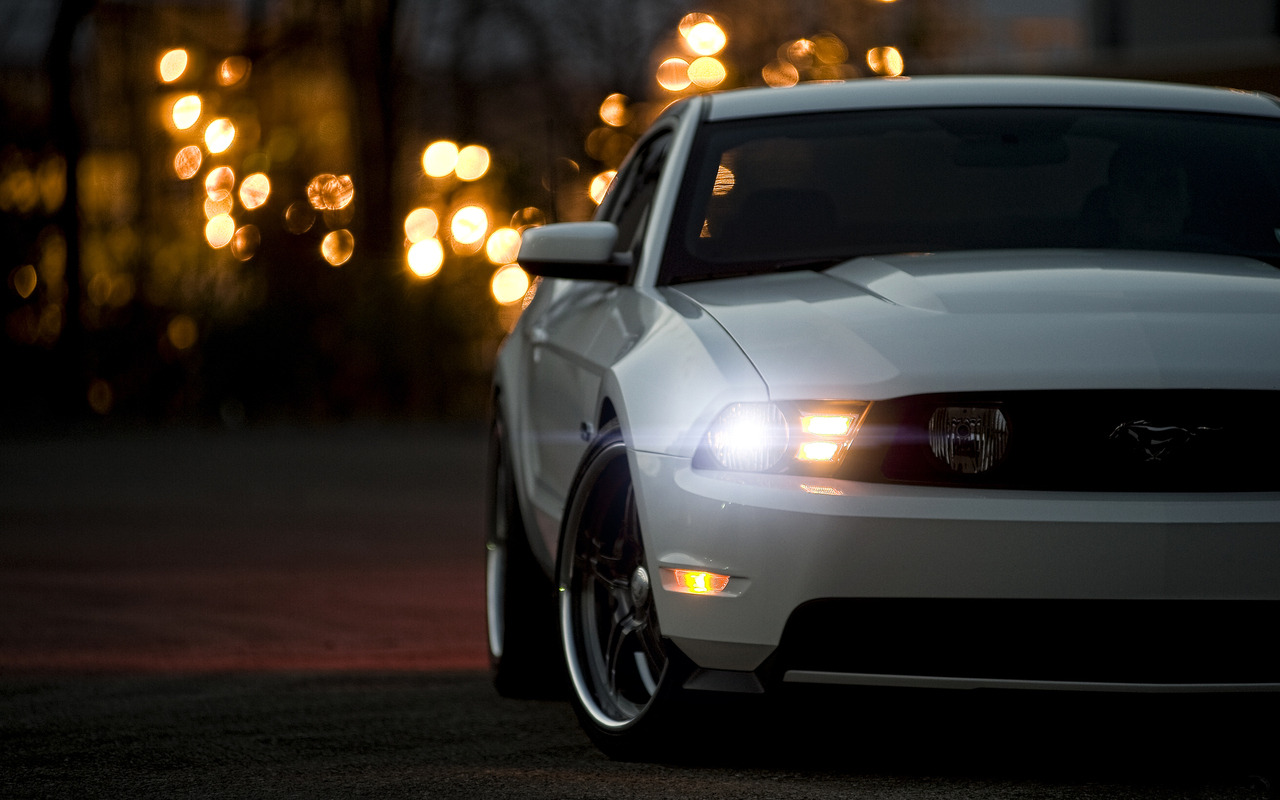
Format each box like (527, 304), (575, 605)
(1, 423), (487, 674)
(1, 424), (1274, 798)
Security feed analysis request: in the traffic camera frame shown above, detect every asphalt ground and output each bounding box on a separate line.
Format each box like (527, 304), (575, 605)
(1, 424), (1276, 798)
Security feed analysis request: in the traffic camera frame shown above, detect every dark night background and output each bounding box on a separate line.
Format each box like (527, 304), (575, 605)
(5, 5), (1280, 796)
(4, 0), (1280, 429)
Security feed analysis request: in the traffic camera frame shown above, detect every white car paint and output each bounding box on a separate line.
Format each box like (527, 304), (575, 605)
(675, 250), (1280, 402)
(494, 76), (1280, 697)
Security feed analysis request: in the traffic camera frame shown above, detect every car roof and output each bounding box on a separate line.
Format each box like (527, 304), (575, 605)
(701, 75), (1280, 121)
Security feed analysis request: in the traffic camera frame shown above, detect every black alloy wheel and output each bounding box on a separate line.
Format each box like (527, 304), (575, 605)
(558, 421), (688, 758)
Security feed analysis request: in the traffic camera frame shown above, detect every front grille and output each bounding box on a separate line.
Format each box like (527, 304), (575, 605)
(842, 390), (1279, 491)
(776, 599), (1280, 685)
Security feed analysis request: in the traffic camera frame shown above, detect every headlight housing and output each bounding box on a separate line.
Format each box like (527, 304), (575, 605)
(695, 401), (871, 474)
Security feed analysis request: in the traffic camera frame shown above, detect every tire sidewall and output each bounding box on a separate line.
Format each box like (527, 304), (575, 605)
(487, 410), (563, 699)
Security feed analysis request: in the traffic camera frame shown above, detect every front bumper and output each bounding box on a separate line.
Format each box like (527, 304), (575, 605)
(630, 450), (1280, 690)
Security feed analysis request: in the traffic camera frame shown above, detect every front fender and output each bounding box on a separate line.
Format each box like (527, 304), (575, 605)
(602, 286), (768, 461)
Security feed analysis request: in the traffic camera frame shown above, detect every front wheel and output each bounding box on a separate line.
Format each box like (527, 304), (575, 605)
(558, 422), (691, 759)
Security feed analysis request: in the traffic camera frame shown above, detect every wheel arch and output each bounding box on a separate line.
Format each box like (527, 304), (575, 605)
(490, 383), (557, 579)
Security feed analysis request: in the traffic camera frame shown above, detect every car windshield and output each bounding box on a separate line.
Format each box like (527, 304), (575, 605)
(660, 106), (1280, 284)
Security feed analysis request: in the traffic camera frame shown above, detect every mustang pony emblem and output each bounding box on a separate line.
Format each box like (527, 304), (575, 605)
(1108, 420), (1220, 462)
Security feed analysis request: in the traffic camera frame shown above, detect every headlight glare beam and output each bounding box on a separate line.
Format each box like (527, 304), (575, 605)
(702, 401), (869, 474)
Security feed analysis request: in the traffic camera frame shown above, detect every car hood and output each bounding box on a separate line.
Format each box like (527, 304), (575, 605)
(671, 250), (1280, 399)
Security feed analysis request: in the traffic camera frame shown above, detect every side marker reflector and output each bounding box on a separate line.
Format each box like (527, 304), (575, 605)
(662, 568), (731, 595)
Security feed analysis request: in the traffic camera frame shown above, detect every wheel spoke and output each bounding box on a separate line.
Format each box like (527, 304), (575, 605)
(562, 427), (672, 729)
(604, 609), (643, 698)
(583, 550), (629, 592)
(634, 615), (664, 674)
(633, 650), (659, 696)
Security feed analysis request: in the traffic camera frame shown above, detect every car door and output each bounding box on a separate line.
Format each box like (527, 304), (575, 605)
(522, 129), (675, 555)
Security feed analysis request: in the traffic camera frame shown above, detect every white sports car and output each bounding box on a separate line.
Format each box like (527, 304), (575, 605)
(487, 76), (1280, 757)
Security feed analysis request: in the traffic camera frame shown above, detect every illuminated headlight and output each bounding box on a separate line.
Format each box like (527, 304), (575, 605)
(699, 401), (870, 473)
(928, 405), (1008, 473)
(705, 402), (789, 471)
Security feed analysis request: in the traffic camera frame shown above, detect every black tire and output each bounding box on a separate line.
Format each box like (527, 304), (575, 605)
(557, 421), (692, 760)
(486, 413), (564, 699)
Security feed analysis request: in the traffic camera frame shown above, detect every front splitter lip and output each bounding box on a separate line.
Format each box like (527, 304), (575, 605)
(783, 670), (1280, 694)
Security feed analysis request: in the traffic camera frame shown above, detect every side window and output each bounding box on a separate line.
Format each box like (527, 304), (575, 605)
(603, 131), (672, 259)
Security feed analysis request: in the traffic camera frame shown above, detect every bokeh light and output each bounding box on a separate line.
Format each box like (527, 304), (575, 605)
(167, 314), (198, 350)
(657, 58), (691, 91)
(589, 170), (616, 204)
(205, 118), (236, 154)
(688, 57), (726, 88)
(511, 207), (546, 230)
(485, 227), (522, 265)
(450, 205), (489, 246)
(322, 229), (355, 266)
(87, 379), (113, 415)
(762, 60), (800, 88)
(231, 224), (260, 261)
(306, 174), (332, 210)
(404, 207), (439, 243)
(217, 56), (251, 86)
(407, 238), (444, 278)
(813, 33), (849, 65)
(586, 127), (634, 168)
(205, 166), (235, 200)
(86, 272), (135, 309)
(284, 201), (316, 234)
(238, 172), (271, 209)
(678, 12), (715, 37)
(326, 174), (354, 209)
(4, 159), (63, 216)
(204, 195), (233, 219)
(37, 156), (65, 213)
(205, 214), (235, 248)
(158, 49), (188, 83)
(787, 38), (816, 66)
(685, 21), (727, 56)
(12, 264), (38, 298)
(599, 93), (631, 128)
(491, 264), (530, 305)
(422, 140), (459, 178)
(173, 145), (202, 179)
(455, 145), (491, 181)
(1, 165), (37, 215)
(867, 46), (905, 77)
(172, 94), (202, 130)
(28, 304), (62, 344)
(306, 173), (354, 211)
